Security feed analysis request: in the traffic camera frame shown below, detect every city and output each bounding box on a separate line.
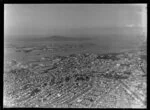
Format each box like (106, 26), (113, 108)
(4, 44), (147, 108)
(4, 4), (147, 108)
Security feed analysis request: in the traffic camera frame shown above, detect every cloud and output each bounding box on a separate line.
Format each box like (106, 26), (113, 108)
(126, 24), (135, 27)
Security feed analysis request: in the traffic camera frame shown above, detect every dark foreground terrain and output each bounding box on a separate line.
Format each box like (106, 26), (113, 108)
(4, 38), (147, 108)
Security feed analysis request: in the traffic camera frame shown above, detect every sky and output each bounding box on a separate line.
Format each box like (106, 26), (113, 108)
(4, 4), (147, 38)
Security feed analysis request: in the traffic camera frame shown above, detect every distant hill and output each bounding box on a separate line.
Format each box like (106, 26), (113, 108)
(5, 27), (146, 43)
(45, 36), (92, 41)
(7, 35), (92, 42)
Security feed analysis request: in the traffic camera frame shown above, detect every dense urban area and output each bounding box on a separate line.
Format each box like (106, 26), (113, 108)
(4, 44), (147, 108)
